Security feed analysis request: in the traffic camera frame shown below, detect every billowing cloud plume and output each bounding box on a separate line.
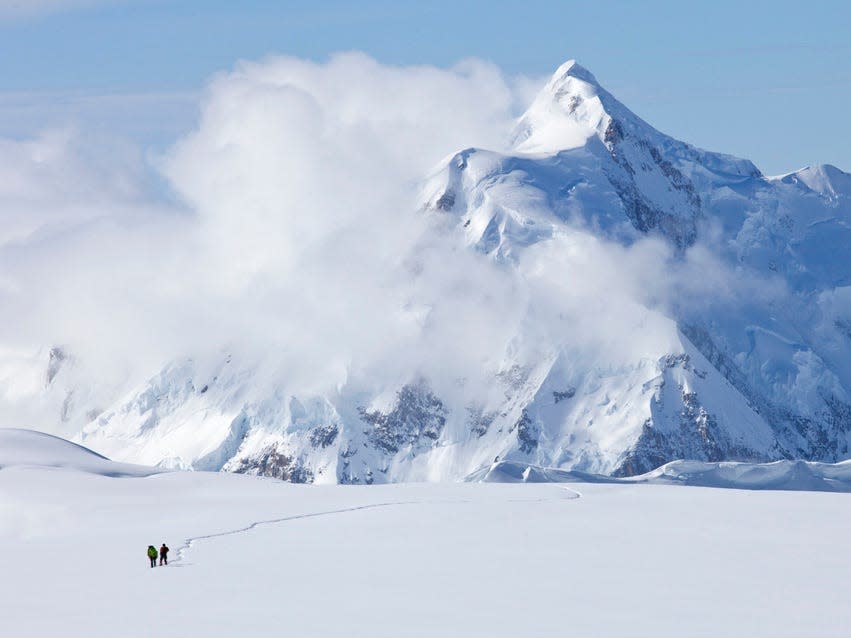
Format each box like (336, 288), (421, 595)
(0, 53), (788, 432)
(0, 54), (527, 400)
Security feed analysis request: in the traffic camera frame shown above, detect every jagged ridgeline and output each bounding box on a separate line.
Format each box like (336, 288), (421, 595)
(36, 61), (851, 482)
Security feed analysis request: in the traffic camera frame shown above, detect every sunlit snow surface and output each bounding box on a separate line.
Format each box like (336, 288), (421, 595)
(2, 430), (849, 637)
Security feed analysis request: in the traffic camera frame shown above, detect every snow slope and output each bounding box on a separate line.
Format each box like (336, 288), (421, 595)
(0, 428), (159, 477)
(5, 59), (851, 482)
(2, 439), (850, 637)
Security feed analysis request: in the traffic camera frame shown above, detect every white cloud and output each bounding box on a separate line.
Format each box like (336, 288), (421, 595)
(0, 52), (790, 427)
(0, 53), (526, 396)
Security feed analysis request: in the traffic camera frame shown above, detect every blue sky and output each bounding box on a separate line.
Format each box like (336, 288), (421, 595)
(1, 0), (849, 174)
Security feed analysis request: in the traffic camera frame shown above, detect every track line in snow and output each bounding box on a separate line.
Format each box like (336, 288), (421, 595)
(170, 486), (581, 567)
(171, 501), (414, 566)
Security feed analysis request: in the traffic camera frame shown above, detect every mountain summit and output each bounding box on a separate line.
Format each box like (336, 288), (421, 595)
(512, 59), (633, 153)
(428, 61), (761, 253)
(512, 60), (761, 183)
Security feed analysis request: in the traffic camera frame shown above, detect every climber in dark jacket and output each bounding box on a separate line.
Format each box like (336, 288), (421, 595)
(159, 543), (169, 566)
(147, 545), (158, 568)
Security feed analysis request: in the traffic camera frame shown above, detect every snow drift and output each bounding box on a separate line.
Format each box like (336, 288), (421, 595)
(474, 458), (851, 492)
(0, 428), (159, 477)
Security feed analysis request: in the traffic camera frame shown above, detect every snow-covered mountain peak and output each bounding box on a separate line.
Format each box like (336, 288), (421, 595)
(430, 60), (758, 253)
(512, 60), (610, 154)
(548, 59), (601, 90)
(512, 59), (655, 155)
(779, 164), (851, 201)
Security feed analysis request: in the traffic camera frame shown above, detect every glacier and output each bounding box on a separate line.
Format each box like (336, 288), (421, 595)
(6, 60), (851, 483)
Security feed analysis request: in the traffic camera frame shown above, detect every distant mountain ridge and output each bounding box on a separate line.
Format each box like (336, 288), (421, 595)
(13, 60), (851, 483)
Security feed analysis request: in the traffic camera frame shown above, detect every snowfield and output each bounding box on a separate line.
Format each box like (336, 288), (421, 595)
(2, 430), (849, 637)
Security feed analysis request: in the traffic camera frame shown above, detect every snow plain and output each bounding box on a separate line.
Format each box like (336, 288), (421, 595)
(2, 430), (849, 638)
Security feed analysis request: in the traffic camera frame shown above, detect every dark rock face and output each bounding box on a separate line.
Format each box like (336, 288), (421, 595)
(679, 390), (726, 461)
(309, 424), (339, 448)
(647, 147), (700, 208)
(601, 130), (701, 249)
(336, 443), (360, 484)
(467, 407), (496, 437)
(359, 382), (447, 455)
(511, 409), (538, 454)
(579, 106), (706, 250)
(553, 388), (576, 404)
(46, 346), (67, 386)
(778, 394), (851, 461)
(603, 119), (624, 145)
(232, 445), (314, 483)
(613, 393), (759, 478)
(435, 190), (456, 211)
(613, 420), (670, 477)
(612, 351), (768, 477)
(679, 325), (756, 402)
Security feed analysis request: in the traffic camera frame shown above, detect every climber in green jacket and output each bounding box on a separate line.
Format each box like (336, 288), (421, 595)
(147, 545), (158, 568)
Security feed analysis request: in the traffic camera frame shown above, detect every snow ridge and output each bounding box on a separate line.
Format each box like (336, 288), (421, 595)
(0, 428), (160, 477)
(473, 458), (851, 493)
